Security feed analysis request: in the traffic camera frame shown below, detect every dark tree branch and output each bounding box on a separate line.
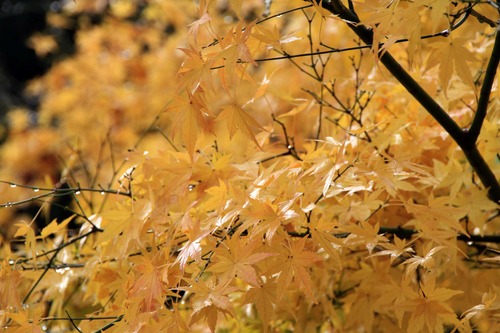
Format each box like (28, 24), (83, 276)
(289, 226), (500, 243)
(319, 0), (500, 203)
(470, 8), (499, 27)
(468, 29), (500, 141)
(379, 227), (500, 243)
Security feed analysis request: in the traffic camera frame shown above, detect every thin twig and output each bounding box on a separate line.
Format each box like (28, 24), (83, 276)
(39, 316), (123, 322)
(20, 229), (100, 302)
(65, 310), (83, 333)
(92, 314), (124, 333)
(0, 180), (131, 209)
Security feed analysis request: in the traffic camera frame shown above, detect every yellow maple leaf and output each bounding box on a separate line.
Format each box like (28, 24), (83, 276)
(40, 214), (75, 239)
(273, 237), (322, 302)
(97, 203), (134, 246)
(240, 195), (299, 241)
(400, 274), (462, 332)
(208, 237), (275, 286)
(218, 103), (263, 149)
(243, 278), (278, 333)
(402, 243), (446, 278)
(428, 35), (477, 94)
(0, 261), (23, 310)
(375, 277), (419, 327)
(368, 236), (416, 264)
(216, 20), (257, 91)
(183, 277), (238, 332)
(178, 45), (215, 92)
(167, 87), (214, 158)
(341, 221), (388, 253)
(456, 289), (500, 331)
(309, 218), (343, 270)
(13, 221), (38, 266)
(5, 306), (44, 332)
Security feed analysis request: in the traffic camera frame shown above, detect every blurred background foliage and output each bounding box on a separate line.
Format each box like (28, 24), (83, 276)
(0, 0), (201, 237)
(0, 0), (317, 238)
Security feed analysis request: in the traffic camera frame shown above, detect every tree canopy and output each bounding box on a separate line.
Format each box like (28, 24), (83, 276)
(1, 0), (499, 332)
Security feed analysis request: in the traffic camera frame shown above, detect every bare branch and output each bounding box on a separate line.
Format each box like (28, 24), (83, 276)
(468, 29), (500, 141)
(318, 0), (500, 203)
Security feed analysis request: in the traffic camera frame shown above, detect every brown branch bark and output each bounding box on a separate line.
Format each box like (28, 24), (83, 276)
(319, 0), (500, 203)
(469, 29), (500, 141)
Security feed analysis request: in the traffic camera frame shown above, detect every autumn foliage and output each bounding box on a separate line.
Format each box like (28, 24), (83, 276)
(1, 0), (500, 332)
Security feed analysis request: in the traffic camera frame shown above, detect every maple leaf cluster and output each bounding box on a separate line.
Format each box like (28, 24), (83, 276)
(0, 0), (499, 332)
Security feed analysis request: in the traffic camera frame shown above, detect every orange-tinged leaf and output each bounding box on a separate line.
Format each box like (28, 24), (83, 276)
(176, 217), (210, 270)
(457, 289), (500, 329)
(128, 254), (164, 312)
(5, 307), (44, 332)
(215, 20), (257, 90)
(375, 277), (419, 327)
(404, 195), (469, 235)
(276, 100), (313, 119)
(203, 178), (229, 212)
(251, 24), (282, 48)
(187, 0), (211, 43)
